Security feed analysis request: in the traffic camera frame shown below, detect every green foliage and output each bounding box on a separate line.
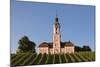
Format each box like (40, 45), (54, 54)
(11, 54), (16, 59)
(75, 46), (82, 52)
(82, 45), (92, 51)
(66, 53), (75, 62)
(13, 53), (30, 66)
(75, 52), (88, 62)
(28, 53), (37, 65)
(17, 36), (36, 53)
(54, 54), (60, 64)
(75, 45), (92, 52)
(39, 53), (48, 64)
(11, 53), (24, 66)
(32, 53), (42, 65)
(11, 52), (95, 66)
(46, 54), (54, 64)
(45, 54), (49, 64)
(70, 54), (81, 62)
(60, 54), (67, 63)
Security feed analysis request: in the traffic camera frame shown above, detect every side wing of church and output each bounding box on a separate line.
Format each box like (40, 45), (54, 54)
(38, 16), (74, 54)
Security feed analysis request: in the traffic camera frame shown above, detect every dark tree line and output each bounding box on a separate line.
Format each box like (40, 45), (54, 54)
(75, 45), (92, 52)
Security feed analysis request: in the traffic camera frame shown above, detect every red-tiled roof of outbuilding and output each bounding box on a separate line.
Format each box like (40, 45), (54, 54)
(38, 41), (74, 48)
(48, 42), (53, 48)
(64, 41), (74, 47)
(38, 42), (49, 47)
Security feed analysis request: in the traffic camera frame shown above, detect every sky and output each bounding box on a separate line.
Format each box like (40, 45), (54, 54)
(11, 0), (95, 53)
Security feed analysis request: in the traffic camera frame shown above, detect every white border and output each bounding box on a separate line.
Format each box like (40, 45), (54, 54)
(0, 0), (100, 67)
(18, 0), (95, 5)
(0, 0), (10, 67)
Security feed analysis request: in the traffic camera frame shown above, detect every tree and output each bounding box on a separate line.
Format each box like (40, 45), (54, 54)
(75, 46), (82, 52)
(17, 36), (36, 53)
(75, 45), (92, 52)
(82, 45), (92, 51)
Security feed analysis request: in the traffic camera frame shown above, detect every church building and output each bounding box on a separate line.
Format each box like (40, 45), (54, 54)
(38, 15), (74, 54)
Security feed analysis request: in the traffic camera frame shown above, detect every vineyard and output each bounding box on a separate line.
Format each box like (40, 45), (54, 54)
(11, 52), (95, 66)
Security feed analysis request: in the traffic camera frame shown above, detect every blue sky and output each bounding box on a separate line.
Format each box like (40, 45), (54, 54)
(11, 0), (95, 53)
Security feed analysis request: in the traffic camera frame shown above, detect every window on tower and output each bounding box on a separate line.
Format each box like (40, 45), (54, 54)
(56, 27), (57, 30)
(55, 44), (57, 47)
(56, 28), (57, 34)
(56, 31), (57, 34)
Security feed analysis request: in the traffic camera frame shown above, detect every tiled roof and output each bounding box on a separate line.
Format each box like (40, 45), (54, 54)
(38, 42), (49, 47)
(48, 43), (53, 48)
(38, 41), (74, 48)
(64, 41), (74, 47)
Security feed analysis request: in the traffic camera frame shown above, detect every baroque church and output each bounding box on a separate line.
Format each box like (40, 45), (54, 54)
(38, 15), (74, 54)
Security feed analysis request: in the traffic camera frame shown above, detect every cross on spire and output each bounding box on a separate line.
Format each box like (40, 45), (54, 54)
(55, 10), (58, 22)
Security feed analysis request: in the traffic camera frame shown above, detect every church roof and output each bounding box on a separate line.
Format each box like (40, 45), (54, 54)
(38, 41), (74, 48)
(48, 43), (53, 48)
(64, 41), (74, 46)
(38, 42), (49, 47)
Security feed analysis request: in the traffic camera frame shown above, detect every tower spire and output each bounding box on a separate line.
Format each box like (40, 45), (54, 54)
(55, 10), (58, 22)
(56, 10), (58, 17)
(53, 10), (61, 54)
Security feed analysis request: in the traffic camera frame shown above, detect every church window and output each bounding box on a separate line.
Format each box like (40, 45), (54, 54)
(56, 27), (57, 31)
(55, 44), (57, 47)
(56, 31), (57, 34)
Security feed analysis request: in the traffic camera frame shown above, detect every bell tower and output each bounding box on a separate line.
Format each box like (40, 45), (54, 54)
(53, 15), (61, 54)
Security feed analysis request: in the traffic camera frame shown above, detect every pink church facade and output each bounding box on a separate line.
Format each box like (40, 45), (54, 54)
(39, 16), (74, 54)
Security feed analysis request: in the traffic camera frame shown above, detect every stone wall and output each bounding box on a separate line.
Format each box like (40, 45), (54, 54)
(39, 47), (49, 54)
(64, 46), (74, 53)
(39, 46), (74, 54)
(61, 48), (65, 54)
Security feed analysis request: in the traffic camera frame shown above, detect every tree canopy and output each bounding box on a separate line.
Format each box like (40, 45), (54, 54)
(82, 45), (92, 51)
(17, 36), (36, 53)
(75, 45), (92, 52)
